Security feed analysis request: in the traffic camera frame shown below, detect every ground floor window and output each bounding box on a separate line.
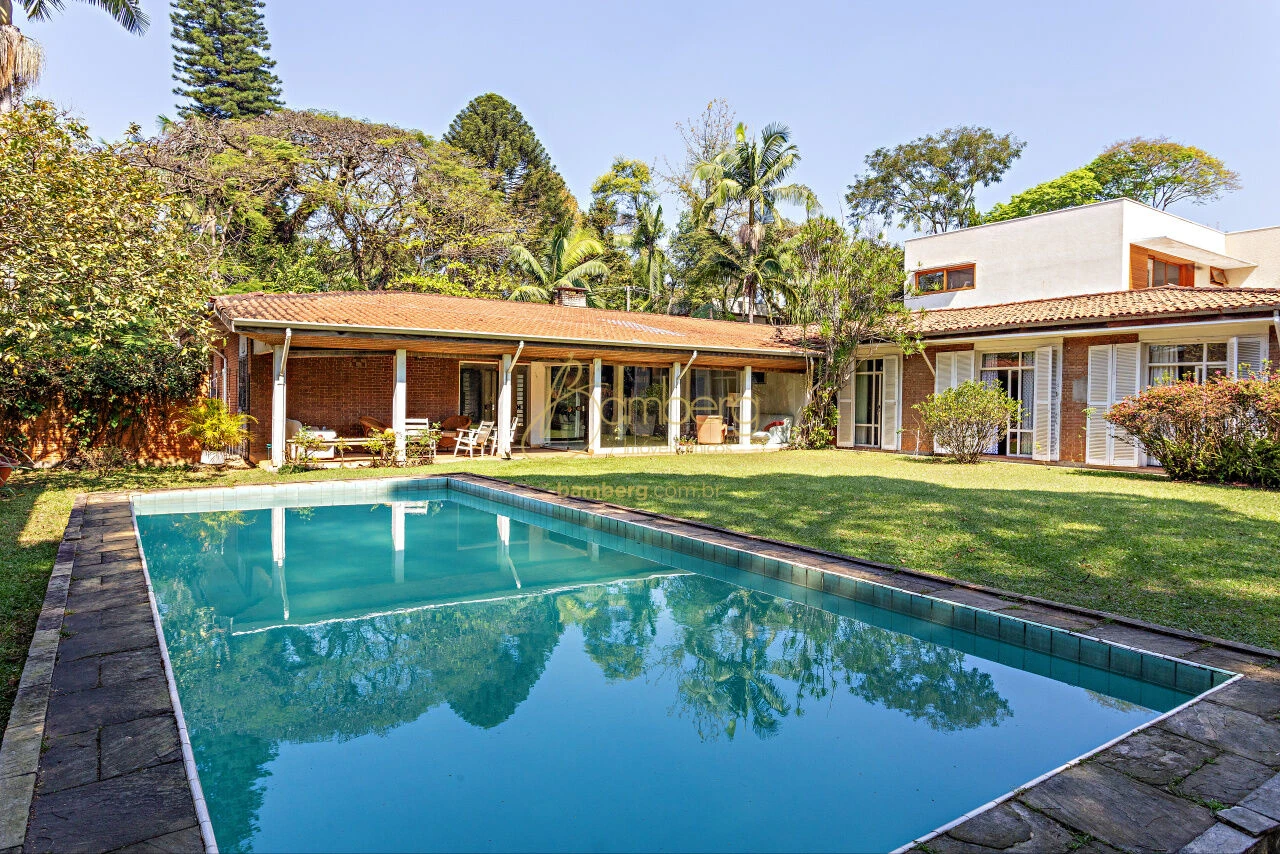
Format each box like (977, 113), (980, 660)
(852, 359), (883, 446)
(980, 351), (1035, 457)
(1147, 343), (1228, 386)
(547, 364), (589, 445)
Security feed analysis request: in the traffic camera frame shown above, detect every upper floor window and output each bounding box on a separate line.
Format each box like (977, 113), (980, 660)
(1148, 258), (1183, 288)
(915, 264), (975, 294)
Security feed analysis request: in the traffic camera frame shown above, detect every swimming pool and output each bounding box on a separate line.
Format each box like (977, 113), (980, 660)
(132, 478), (1227, 853)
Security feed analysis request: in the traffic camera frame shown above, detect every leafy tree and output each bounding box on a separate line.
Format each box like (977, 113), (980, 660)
(786, 217), (918, 448)
(0, 101), (211, 454)
(505, 221), (608, 303)
(171, 0), (283, 120)
(0, 0), (147, 108)
(984, 167), (1103, 222)
(693, 122), (817, 322)
(136, 110), (519, 293)
(444, 93), (576, 237)
(845, 126), (1025, 234)
(1088, 136), (1240, 210)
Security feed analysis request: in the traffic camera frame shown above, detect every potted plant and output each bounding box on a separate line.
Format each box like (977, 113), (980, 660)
(179, 399), (255, 467)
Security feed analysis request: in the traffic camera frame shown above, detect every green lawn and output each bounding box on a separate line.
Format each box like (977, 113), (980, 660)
(4, 450), (1279, 724)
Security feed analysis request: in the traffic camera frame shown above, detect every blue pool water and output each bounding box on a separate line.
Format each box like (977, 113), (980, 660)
(133, 481), (1213, 853)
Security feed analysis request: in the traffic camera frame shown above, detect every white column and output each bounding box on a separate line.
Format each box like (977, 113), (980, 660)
(270, 345), (287, 467)
(612, 364), (624, 445)
(588, 358), (603, 454)
(391, 502), (405, 583)
(668, 361), (681, 450)
(528, 364), (547, 446)
(393, 349), (407, 463)
(497, 353), (514, 457)
(740, 366), (753, 447)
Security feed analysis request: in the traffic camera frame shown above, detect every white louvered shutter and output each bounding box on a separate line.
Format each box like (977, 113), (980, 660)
(1110, 343), (1142, 466)
(934, 352), (954, 396)
(1032, 345), (1054, 461)
(955, 351), (975, 385)
(1230, 335), (1267, 379)
(836, 376), (854, 447)
(932, 352), (955, 452)
(880, 356), (900, 450)
(1085, 345), (1112, 465)
(1050, 347), (1062, 460)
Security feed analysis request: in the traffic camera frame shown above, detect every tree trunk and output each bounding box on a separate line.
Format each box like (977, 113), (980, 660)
(745, 202), (756, 324)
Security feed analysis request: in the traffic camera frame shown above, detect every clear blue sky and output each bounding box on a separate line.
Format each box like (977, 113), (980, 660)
(28, 0), (1280, 235)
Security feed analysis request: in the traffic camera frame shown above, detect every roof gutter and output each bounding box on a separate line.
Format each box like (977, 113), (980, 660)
(227, 317), (816, 358)
(922, 315), (1274, 345)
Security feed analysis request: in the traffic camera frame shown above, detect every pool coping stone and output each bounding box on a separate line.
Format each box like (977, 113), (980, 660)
(1, 472), (1277, 854)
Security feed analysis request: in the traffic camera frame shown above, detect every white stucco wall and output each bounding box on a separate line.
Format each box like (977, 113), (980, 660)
(903, 199), (1274, 309)
(904, 201), (1128, 310)
(1225, 227), (1280, 287)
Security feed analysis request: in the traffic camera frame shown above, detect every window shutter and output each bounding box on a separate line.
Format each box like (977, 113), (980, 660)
(836, 376), (854, 447)
(955, 351), (975, 386)
(1050, 346), (1062, 460)
(934, 351), (954, 396)
(1230, 335), (1267, 379)
(932, 352), (954, 453)
(1085, 345), (1112, 465)
(1032, 345), (1054, 461)
(880, 356), (900, 450)
(1111, 343), (1141, 466)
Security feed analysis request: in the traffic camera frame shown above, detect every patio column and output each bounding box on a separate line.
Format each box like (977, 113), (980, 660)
(740, 366), (753, 447)
(393, 349), (407, 463)
(270, 343), (288, 468)
(613, 364), (624, 445)
(668, 361), (681, 450)
(588, 358), (602, 454)
(497, 353), (513, 457)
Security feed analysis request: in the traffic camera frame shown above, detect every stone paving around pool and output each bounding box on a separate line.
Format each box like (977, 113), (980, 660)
(1, 474), (1279, 854)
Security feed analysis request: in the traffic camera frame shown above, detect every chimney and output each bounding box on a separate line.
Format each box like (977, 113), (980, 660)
(553, 285), (588, 307)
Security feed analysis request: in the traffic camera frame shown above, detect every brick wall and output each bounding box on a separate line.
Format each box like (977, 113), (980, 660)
(900, 343), (977, 454)
(1059, 333), (1140, 463)
(246, 352), (463, 462)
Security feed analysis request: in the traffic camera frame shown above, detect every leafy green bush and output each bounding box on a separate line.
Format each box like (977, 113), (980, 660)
(179, 399), (254, 452)
(915, 381), (1021, 464)
(1106, 375), (1280, 486)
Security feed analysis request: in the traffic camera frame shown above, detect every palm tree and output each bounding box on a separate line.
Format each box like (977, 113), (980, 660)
(619, 202), (670, 311)
(1, 0), (147, 109)
(685, 196), (790, 320)
(506, 220), (608, 303)
(693, 122), (817, 322)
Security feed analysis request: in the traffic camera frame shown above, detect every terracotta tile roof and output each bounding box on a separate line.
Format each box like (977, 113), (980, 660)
(918, 287), (1280, 336)
(213, 291), (816, 355)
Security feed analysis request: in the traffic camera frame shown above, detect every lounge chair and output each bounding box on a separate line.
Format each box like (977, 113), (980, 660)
(453, 421), (495, 458)
(359, 416), (389, 436)
(436, 415), (473, 451)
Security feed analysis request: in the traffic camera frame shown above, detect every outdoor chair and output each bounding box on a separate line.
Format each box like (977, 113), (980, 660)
(695, 415), (727, 445)
(453, 420), (495, 458)
(359, 416), (390, 436)
(487, 417), (520, 455)
(436, 415), (473, 451)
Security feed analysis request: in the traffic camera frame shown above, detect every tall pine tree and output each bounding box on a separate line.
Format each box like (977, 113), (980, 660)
(171, 0), (283, 120)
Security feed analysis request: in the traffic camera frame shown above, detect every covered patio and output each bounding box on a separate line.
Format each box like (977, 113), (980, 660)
(211, 292), (815, 467)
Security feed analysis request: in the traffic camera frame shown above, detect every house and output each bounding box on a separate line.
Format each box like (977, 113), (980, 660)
(210, 289), (816, 466)
(837, 198), (1280, 467)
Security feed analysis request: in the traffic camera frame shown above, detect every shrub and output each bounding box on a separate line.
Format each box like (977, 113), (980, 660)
(405, 426), (442, 466)
(179, 399), (254, 452)
(1106, 375), (1280, 486)
(915, 381), (1021, 464)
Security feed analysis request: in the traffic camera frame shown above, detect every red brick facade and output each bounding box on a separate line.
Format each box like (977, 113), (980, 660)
(244, 350), (464, 462)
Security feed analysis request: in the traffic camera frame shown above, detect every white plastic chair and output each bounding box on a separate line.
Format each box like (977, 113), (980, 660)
(453, 421), (495, 457)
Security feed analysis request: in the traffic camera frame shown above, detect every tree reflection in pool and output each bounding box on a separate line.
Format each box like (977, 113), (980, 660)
(136, 498), (1184, 853)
